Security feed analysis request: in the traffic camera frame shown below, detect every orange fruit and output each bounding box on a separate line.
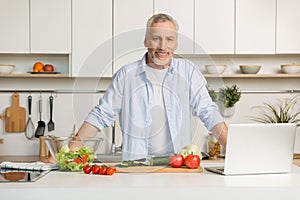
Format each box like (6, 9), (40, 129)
(33, 62), (44, 71)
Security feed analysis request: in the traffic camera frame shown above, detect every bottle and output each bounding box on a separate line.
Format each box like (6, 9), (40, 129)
(39, 136), (48, 158)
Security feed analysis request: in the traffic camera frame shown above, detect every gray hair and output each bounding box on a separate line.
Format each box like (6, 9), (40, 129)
(145, 13), (179, 36)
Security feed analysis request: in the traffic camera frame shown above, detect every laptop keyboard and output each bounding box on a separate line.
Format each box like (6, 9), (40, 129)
(217, 168), (224, 172)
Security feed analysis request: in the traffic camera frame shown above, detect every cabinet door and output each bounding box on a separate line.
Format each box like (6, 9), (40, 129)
(113, 0), (153, 73)
(195, 0), (234, 54)
(72, 0), (112, 77)
(0, 0), (29, 53)
(30, 0), (71, 54)
(277, 0), (300, 53)
(236, 0), (276, 54)
(154, 0), (194, 54)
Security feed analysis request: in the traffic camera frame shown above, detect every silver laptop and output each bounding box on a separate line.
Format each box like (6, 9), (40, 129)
(205, 123), (296, 175)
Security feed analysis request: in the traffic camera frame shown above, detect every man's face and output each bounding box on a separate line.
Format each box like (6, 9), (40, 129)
(144, 21), (178, 69)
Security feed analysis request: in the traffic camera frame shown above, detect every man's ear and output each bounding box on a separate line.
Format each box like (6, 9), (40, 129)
(144, 38), (148, 48)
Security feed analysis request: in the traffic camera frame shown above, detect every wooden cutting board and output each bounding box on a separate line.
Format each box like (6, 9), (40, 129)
(116, 166), (203, 173)
(5, 93), (26, 132)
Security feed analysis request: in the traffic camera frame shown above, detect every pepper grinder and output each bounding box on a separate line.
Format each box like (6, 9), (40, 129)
(39, 136), (48, 158)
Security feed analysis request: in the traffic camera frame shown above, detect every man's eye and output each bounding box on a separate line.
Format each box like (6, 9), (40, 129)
(153, 37), (160, 41)
(167, 38), (174, 41)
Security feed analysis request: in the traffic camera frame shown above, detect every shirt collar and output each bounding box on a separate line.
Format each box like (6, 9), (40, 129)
(136, 53), (175, 76)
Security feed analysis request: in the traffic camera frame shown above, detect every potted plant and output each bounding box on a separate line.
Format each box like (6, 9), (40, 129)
(249, 95), (300, 126)
(206, 85), (218, 102)
(218, 84), (242, 117)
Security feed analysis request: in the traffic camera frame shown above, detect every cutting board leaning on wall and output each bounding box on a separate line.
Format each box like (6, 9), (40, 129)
(5, 93), (26, 132)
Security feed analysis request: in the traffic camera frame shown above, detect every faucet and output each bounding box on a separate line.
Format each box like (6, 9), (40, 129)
(111, 122), (122, 154)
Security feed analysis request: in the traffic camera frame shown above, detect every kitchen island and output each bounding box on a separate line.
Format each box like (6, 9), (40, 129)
(1, 158), (300, 200)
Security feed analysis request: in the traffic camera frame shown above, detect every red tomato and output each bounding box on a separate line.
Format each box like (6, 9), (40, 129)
(83, 165), (93, 174)
(99, 166), (107, 175)
(185, 154), (201, 169)
(73, 158), (82, 164)
(106, 167), (116, 175)
(81, 154), (89, 164)
(110, 166), (117, 172)
(169, 154), (184, 168)
(92, 165), (101, 174)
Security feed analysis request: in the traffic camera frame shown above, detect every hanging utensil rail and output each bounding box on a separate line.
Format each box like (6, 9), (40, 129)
(0, 89), (106, 94)
(0, 89), (299, 94)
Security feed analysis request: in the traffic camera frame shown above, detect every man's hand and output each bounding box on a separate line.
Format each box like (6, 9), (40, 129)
(211, 122), (228, 150)
(41, 155), (55, 164)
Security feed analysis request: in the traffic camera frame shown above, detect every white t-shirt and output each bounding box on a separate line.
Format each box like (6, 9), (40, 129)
(145, 65), (174, 156)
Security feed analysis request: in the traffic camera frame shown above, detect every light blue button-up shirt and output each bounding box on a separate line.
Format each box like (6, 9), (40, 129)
(85, 53), (224, 161)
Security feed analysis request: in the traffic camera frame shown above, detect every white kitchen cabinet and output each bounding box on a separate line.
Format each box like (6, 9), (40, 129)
(30, 0), (71, 54)
(154, 0), (194, 54)
(113, 0), (153, 73)
(0, 0), (30, 53)
(71, 0), (112, 77)
(236, 0), (276, 54)
(195, 0), (235, 54)
(276, 0), (300, 54)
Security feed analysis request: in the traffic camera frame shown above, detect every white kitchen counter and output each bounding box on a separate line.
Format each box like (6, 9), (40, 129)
(1, 162), (300, 200)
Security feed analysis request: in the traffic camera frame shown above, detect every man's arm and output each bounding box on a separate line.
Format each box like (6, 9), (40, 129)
(76, 122), (100, 138)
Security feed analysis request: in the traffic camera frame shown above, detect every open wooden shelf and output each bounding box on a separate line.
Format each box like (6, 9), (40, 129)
(0, 73), (70, 78)
(204, 74), (300, 78)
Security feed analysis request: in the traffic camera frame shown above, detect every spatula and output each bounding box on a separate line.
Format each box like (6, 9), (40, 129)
(35, 96), (45, 138)
(47, 95), (55, 131)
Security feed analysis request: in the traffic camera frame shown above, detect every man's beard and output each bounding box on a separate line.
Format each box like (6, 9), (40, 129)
(151, 53), (172, 66)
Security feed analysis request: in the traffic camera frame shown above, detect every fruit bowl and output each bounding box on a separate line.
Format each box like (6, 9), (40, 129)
(0, 64), (15, 74)
(239, 65), (261, 74)
(45, 136), (103, 171)
(281, 64), (300, 74)
(205, 65), (226, 74)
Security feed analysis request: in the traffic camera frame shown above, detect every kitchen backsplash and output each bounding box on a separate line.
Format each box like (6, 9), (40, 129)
(1, 55), (300, 155)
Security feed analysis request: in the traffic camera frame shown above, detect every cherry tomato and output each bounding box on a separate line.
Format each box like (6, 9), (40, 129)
(169, 154), (184, 168)
(92, 165), (101, 174)
(106, 167), (116, 175)
(83, 165), (93, 174)
(81, 154), (89, 164)
(185, 154), (201, 169)
(73, 158), (82, 164)
(99, 166), (107, 175)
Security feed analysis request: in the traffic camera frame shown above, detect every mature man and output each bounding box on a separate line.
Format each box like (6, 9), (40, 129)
(76, 13), (228, 161)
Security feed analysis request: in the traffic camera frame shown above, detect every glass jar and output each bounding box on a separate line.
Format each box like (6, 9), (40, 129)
(207, 133), (221, 157)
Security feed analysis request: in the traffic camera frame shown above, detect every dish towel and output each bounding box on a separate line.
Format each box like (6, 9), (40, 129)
(0, 161), (58, 171)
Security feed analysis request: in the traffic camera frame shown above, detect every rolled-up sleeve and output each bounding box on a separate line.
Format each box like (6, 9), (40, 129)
(189, 66), (224, 131)
(85, 69), (124, 131)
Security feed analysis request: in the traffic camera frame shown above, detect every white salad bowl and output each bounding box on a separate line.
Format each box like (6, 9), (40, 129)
(205, 65), (226, 74)
(281, 64), (300, 74)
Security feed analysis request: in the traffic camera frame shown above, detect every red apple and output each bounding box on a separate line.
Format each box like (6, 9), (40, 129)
(43, 64), (54, 72)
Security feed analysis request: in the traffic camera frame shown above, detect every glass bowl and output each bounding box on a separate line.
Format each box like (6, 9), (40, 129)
(45, 136), (103, 171)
